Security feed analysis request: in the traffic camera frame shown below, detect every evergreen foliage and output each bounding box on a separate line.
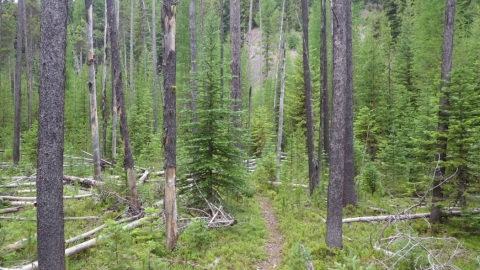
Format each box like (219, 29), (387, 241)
(178, 15), (249, 207)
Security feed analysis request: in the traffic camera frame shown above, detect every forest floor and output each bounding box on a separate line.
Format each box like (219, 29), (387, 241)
(255, 195), (283, 270)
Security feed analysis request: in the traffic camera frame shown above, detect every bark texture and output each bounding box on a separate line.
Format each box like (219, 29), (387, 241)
(230, 0), (242, 127)
(300, 0), (319, 195)
(13, 0), (24, 165)
(162, 0), (178, 251)
(431, 0), (455, 223)
(36, 0), (68, 267)
(343, 0), (356, 207)
(326, 0), (347, 249)
(86, 0), (102, 180)
(107, 0), (139, 209)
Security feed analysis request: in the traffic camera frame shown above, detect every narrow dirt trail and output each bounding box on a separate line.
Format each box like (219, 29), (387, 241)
(256, 195), (283, 270)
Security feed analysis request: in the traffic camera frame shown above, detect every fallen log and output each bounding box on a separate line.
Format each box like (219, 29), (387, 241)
(0, 182), (36, 188)
(342, 209), (480, 223)
(0, 194), (94, 202)
(0, 216), (151, 269)
(10, 202), (34, 206)
(0, 207), (21, 214)
(0, 216), (99, 221)
(138, 170), (149, 184)
(0, 234), (37, 255)
(269, 181), (309, 188)
(63, 175), (103, 187)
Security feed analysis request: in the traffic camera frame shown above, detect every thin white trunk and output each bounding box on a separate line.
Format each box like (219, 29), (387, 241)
(273, 0), (286, 123)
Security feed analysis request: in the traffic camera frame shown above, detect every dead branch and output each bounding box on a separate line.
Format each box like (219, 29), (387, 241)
(343, 209), (480, 223)
(299, 244), (314, 270)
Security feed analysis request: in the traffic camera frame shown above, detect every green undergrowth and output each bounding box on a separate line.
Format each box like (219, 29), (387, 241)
(256, 179), (480, 269)
(0, 166), (269, 269)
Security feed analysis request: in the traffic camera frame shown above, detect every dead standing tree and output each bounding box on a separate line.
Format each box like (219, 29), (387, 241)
(86, 0), (102, 180)
(36, 0), (68, 267)
(106, 0), (140, 210)
(162, 0), (178, 251)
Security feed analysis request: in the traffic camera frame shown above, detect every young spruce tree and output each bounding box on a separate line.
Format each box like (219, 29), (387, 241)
(179, 15), (248, 207)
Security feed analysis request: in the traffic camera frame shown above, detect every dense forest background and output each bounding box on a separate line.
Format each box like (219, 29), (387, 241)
(1, 0), (480, 268)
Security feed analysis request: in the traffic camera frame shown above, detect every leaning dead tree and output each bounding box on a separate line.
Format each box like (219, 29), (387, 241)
(85, 0), (102, 180)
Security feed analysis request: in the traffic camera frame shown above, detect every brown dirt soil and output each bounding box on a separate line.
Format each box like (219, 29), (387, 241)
(256, 195), (283, 270)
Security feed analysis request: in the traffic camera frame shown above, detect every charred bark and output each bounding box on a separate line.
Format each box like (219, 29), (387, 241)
(36, 0), (68, 267)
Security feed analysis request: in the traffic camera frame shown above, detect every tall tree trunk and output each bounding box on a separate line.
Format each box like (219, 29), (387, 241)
(273, 0), (286, 126)
(276, 41), (286, 182)
(107, 0), (139, 210)
(343, 0), (356, 207)
(13, 0), (24, 166)
(162, 0), (178, 251)
(326, 0), (347, 249)
(22, 0), (33, 129)
(102, 0), (109, 159)
(230, 0), (242, 128)
(320, 0), (330, 165)
(431, 0), (455, 224)
(129, 0), (135, 106)
(152, 0), (158, 134)
(189, 0), (198, 122)
(258, 0), (263, 107)
(219, 0), (225, 92)
(86, 0), (102, 180)
(36, 0), (68, 267)
(300, 0), (319, 195)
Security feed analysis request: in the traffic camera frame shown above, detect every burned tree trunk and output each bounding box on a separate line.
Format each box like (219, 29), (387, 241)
(86, 0), (102, 180)
(152, 0), (158, 133)
(326, 0), (347, 249)
(36, 0), (68, 267)
(101, 0), (109, 159)
(320, 0), (330, 165)
(107, 0), (139, 210)
(162, 0), (178, 251)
